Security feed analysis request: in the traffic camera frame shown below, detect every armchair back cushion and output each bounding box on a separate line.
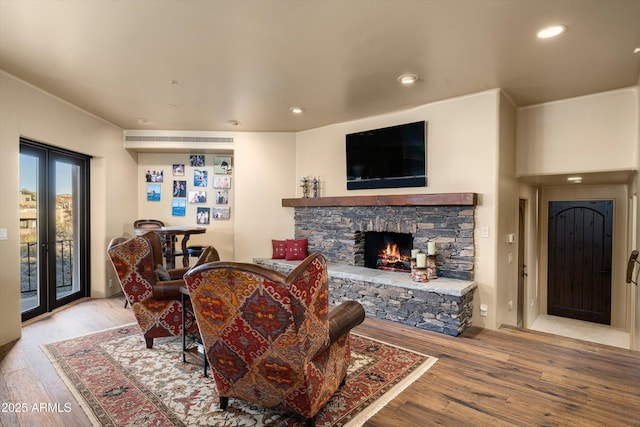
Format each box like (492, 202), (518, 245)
(184, 253), (351, 419)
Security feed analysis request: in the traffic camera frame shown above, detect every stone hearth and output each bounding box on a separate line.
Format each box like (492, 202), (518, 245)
(255, 258), (476, 336)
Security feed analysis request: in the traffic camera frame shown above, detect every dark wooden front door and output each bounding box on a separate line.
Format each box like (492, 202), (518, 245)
(548, 200), (612, 324)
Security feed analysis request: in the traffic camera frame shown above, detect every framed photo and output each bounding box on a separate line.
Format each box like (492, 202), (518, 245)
(172, 180), (186, 197)
(215, 189), (229, 205)
(145, 170), (164, 183)
(214, 156), (232, 175)
(190, 155), (205, 167)
(196, 207), (210, 225)
(172, 164), (185, 176)
(146, 183), (161, 201)
(193, 169), (208, 187)
(172, 198), (186, 216)
(188, 190), (206, 203)
(213, 207), (230, 220)
(213, 176), (231, 189)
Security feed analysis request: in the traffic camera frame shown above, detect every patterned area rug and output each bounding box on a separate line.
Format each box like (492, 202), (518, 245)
(42, 324), (437, 426)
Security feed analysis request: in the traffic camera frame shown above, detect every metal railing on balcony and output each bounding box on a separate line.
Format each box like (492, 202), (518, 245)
(20, 239), (75, 296)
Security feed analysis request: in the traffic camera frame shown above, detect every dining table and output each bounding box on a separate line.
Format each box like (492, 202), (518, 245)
(134, 226), (206, 269)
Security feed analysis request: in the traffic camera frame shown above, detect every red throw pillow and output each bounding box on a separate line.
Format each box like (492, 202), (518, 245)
(286, 238), (308, 260)
(271, 239), (287, 259)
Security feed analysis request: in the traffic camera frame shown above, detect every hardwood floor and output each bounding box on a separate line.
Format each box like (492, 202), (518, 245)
(1, 295), (639, 426)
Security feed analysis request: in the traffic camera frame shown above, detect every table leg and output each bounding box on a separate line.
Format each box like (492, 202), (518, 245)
(180, 233), (192, 267)
(164, 234), (176, 269)
(181, 291), (187, 364)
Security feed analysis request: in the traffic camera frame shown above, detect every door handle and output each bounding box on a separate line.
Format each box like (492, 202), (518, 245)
(520, 264), (528, 277)
(627, 250), (638, 283)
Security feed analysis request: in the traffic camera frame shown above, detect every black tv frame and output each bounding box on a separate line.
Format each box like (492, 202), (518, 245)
(346, 121), (427, 190)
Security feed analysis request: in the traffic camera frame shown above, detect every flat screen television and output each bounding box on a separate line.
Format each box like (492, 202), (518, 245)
(346, 121), (426, 190)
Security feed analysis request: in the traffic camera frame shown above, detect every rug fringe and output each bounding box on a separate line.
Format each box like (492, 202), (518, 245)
(41, 322), (139, 345)
(352, 332), (432, 356)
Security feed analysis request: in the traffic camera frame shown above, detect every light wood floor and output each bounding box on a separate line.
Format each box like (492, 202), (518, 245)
(1, 295), (639, 426)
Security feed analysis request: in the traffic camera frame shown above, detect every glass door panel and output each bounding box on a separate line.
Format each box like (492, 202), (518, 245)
(19, 149), (45, 316)
(53, 159), (81, 302)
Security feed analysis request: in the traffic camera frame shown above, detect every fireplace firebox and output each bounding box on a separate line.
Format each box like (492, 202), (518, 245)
(364, 231), (413, 272)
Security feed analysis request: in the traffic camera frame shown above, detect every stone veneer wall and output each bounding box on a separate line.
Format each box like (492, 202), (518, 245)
(331, 277), (474, 336)
(293, 205), (475, 280)
(256, 259), (475, 336)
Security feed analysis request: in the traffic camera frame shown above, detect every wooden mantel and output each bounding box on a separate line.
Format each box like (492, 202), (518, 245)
(282, 193), (477, 208)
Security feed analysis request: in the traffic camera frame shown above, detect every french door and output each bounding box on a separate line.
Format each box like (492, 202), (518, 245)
(19, 139), (90, 321)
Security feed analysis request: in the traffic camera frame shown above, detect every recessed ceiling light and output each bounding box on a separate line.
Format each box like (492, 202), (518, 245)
(567, 176), (582, 183)
(634, 47), (640, 54)
(137, 118), (148, 124)
(290, 107), (305, 114)
(227, 119), (240, 126)
(167, 104), (178, 110)
(537, 25), (566, 39)
(397, 73), (419, 85)
(169, 79), (179, 85)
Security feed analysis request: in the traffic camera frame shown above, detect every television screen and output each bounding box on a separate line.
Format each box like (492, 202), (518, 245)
(346, 121), (426, 190)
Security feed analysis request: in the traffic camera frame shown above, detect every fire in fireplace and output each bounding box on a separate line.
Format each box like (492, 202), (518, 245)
(364, 231), (413, 272)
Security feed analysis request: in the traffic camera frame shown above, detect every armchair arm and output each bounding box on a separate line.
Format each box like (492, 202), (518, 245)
(152, 279), (185, 300)
(168, 267), (189, 279)
(168, 246), (221, 279)
(328, 300), (365, 345)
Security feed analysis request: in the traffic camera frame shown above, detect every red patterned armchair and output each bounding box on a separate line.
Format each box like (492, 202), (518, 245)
(183, 253), (365, 426)
(108, 231), (220, 348)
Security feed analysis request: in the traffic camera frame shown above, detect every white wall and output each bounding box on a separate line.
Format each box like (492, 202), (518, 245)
(233, 133), (296, 262)
(517, 88), (638, 178)
(0, 72), (137, 346)
(518, 183), (540, 328)
(495, 91), (520, 327)
(295, 89), (501, 328)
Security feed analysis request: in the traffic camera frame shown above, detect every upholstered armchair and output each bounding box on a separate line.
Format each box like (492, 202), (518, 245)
(183, 253), (365, 426)
(108, 231), (220, 348)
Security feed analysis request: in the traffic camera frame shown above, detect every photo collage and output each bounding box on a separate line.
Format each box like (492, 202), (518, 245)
(145, 155), (231, 224)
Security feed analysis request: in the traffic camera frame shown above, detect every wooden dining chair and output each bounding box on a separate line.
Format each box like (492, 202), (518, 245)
(134, 219), (203, 262)
(133, 219), (165, 229)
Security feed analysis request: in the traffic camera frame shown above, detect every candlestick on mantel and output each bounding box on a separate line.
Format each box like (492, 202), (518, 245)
(411, 249), (420, 259)
(416, 253), (427, 268)
(427, 254), (438, 280)
(427, 242), (436, 255)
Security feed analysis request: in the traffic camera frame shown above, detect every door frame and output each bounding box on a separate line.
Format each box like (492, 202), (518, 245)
(19, 139), (91, 321)
(517, 199), (526, 328)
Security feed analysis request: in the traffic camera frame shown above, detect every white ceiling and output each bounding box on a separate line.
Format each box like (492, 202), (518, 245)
(1, 0), (639, 133)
